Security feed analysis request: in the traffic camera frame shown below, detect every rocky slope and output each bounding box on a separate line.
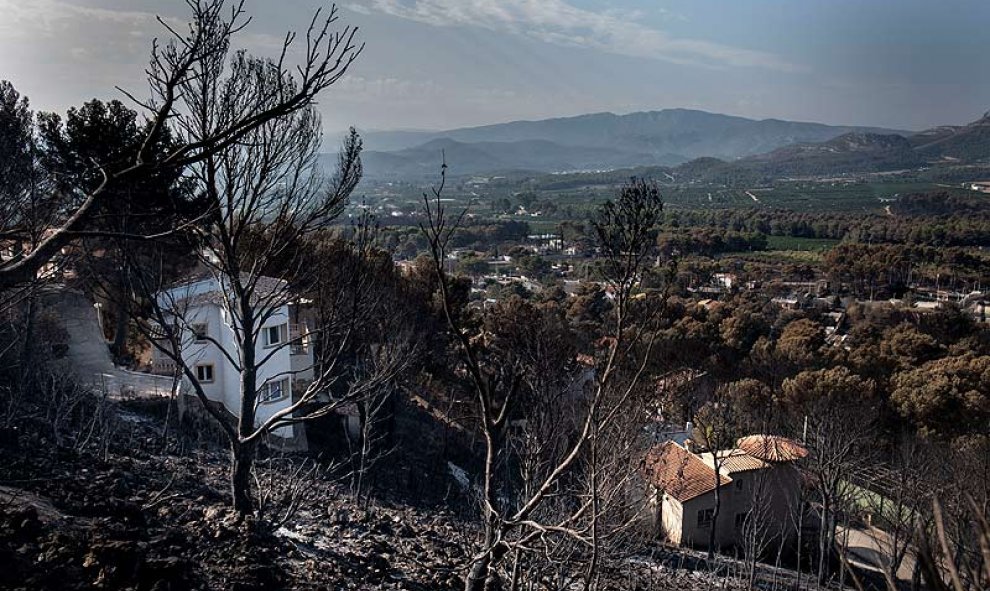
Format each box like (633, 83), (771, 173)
(0, 397), (765, 590)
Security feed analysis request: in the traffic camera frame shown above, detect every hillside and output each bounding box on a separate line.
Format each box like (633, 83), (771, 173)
(356, 109), (905, 178)
(736, 132), (923, 177)
(508, 113), (990, 191)
(665, 114), (989, 183)
(0, 396), (765, 591)
(518, 132), (924, 188)
(912, 111), (990, 161)
(361, 137), (677, 179)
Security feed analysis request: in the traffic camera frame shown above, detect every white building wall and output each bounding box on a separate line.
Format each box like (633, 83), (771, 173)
(161, 278), (298, 440)
(252, 307), (295, 439)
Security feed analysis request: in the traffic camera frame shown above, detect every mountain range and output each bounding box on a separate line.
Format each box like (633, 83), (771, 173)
(671, 112), (990, 184)
(345, 109), (989, 181)
(355, 109), (908, 179)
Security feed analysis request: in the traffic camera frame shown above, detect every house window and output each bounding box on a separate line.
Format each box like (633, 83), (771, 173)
(195, 364), (215, 383)
(191, 323), (209, 343)
(259, 378), (289, 403)
(697, 508), (714, 528)
(735, 512), (749, 529)
(734, 478), (745, 491)
(264, 324), (288, 348)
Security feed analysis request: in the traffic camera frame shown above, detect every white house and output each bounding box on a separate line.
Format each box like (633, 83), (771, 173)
(151, 275), (314, 446)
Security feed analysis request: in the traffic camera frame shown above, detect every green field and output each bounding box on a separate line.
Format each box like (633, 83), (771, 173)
(488, 179), (962, 218)
(366, 174), (979, 227)
(662, 181), (959, 213)
(765, 236), (841, 251)
(725, 249), (830, 264)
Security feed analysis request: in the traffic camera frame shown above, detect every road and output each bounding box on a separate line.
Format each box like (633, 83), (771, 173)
(839, 525), (916, 582)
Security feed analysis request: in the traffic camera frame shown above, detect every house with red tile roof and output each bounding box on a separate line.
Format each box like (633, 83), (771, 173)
(643, 435), (806, 550)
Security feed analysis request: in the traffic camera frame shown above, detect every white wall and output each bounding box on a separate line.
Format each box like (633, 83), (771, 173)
(163, 278), (297, 439)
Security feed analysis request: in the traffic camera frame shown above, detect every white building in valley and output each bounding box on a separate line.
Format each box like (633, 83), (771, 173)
(151, 275), (313, 445)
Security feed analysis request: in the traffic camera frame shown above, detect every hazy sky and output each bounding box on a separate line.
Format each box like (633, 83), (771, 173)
(1, 0), (988, 135)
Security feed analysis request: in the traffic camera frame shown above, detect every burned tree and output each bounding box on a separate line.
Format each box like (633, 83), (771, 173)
(116, 1), (415, 516)
(783, 366), (878, 584)
(0, 0), (363, 291)
(422, 174), (667, 590)
(691, 382), (744, 560)
(131, 112), (409, 514)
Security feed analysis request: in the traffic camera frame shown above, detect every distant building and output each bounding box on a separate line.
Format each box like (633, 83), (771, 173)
(965, 181), (990, 193)
(713, 273), (736, 290)
(643, 435), (807, 550)
(771, 295), (805, 310)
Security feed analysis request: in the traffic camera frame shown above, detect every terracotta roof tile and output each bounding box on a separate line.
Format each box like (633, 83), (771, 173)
(644, 442), (731, 503)
(700, 449), (770, 474)
(736, 435), (808, 463)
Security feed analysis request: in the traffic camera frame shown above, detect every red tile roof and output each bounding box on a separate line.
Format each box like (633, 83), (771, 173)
(702, 449), (771, 474)
(736, 435), (808, 463)
(644, 442), (731, 503)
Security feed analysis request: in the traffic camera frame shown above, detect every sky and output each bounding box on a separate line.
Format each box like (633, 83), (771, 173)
(1, 0), (988, 136)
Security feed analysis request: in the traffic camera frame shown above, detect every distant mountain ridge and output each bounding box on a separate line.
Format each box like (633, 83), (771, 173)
(515, 111), (990, 190)
(738, 132), (923, 175)
(356, 109), (908, 179)
(911, 111), (990, 161)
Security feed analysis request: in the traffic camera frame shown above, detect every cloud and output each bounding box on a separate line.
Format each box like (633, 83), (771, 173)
(0, 1), (279, 50)
(351, 0), (801, 72)
(0, 0), (166, 37)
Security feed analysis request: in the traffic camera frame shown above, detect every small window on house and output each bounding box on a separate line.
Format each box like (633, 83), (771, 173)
(734, 478), (745, 491)
(259, 378), (289, 403)
(191, 323), (209, 343)
(264, 324), (287, 347)
(735, 512), (749, 529)
(195, 364), (215, 383)
(697, 508), (714, 528)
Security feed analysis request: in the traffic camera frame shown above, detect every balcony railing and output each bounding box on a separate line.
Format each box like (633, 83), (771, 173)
(289, 323), (310, 355)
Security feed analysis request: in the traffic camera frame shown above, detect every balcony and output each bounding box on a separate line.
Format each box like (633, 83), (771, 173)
(289, 323), (310, 355)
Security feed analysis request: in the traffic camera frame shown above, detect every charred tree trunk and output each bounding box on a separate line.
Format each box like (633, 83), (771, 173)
(709, 477), (722, 560)
(232, 302), (258, 516)
(818, 495), (833, 584)
(231, 438), (258, 515)
(465, 539), (508, 591)
(19, 294), (37, 392)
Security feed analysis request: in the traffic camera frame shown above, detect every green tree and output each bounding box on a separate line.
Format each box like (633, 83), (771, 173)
(38, 99), (195, 360)
(892, 354), (990, 438)
(457, 255), (491, 276)
(880, 322), (943, 370)
(0, 81), (35, 210)
(777, 318), (825, 371)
